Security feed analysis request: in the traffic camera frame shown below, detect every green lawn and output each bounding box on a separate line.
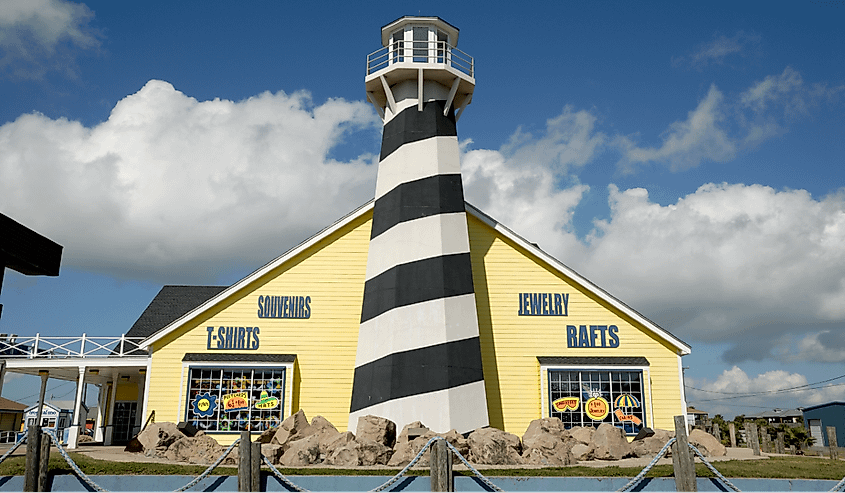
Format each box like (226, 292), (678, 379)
(0, 454), (842, 480)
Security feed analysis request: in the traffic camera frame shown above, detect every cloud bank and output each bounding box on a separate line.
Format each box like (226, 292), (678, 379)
(686, 366), (845, 417)
(0, 80), (380, 282)
(3, 69), (844, 368)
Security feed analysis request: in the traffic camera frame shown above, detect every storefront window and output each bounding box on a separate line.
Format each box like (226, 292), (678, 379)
(548, 369), (646, 435)
(185, 367), (285, 432)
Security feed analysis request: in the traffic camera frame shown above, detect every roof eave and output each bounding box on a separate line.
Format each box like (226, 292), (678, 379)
(141, 200), (691, 357)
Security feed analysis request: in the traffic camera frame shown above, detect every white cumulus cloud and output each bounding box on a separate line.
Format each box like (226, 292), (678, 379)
(0, 80), (380, 283)
(560, 183), (845, 363)
(461, 106), (603, 256)
(616, 85), (736, 172)
(686, 366), (845, 417)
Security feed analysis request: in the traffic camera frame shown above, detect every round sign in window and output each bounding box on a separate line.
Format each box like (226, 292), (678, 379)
(585, 396), (609, 421)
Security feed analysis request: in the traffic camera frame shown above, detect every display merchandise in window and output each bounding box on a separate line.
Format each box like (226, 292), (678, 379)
(548, 369), (646, 435)
(185, 367), (285, 432)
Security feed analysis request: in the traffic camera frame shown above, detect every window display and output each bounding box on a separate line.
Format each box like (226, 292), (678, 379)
(548, 369), (646, 435)
(185, 367), (285, 432)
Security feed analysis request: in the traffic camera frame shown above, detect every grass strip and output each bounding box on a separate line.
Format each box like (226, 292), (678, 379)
(0, 455), (842, 480)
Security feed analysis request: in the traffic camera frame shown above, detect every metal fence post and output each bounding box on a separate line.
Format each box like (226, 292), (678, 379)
(828, 426), (839, 461)
(430, 438), (453, 492)
(238, 430), (251, 492)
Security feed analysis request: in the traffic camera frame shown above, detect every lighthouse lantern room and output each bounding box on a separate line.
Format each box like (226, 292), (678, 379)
(365, 16), (475, 122)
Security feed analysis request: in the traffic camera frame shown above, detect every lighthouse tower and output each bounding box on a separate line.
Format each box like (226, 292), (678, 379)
(348, 17), (489, 434)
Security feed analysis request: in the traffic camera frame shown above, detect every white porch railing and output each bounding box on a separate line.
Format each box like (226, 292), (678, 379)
(0, 333), (146, 358)
(366, 40), (474, 77)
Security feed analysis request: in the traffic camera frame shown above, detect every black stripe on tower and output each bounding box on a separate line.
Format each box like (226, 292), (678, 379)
(360, 253), (474, 323)
(349, 337), (485, 413)
(380, 100), (457, 160)
(370, 174), (466, 240)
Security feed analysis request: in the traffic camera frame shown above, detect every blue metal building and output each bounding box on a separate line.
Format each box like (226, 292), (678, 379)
(803, 401), (845, 447)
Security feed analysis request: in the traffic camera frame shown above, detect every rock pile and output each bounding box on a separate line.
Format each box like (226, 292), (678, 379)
(134, 413), (725, 466)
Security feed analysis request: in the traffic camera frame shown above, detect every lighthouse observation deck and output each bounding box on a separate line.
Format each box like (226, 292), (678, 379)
(366, 40), (474, 78)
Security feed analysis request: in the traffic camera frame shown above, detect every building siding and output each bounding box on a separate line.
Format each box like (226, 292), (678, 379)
(466, 214), (683, 435)
(145, 209), (685, 443)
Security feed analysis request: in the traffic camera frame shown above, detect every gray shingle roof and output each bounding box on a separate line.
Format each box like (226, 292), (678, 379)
(536, 356), (650, 366)
(126, 285), (228, 339)
(182, 353), (296, 363)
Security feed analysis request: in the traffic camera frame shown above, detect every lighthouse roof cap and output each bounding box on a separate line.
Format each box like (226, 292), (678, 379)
(380, 16), (460, 47)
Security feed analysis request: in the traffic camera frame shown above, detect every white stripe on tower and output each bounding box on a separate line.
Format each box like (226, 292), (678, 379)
(349, 97), (489, 433)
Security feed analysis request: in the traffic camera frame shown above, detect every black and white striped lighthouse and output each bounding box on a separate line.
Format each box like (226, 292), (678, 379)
(348, 17), (488, 434)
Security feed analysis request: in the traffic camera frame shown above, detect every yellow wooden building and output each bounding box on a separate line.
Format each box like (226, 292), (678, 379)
(133, 201), (691, 445)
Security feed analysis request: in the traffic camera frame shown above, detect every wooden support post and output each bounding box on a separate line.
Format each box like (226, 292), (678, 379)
(238, 430), (251, 492)
(24, 426), (41, 492)
(729, 423), (736, 448)
(430, 438), (453, 492)
(760, 427), (770, 453)
(745, 423), (761, 456)
(828, 426), (839, 461)
(38, 431), (51, 492)
(251, 441), (261, 492)
(712, 423), (720, 443)
(776, 432), (785, 454)
(671, 416), (697, 492)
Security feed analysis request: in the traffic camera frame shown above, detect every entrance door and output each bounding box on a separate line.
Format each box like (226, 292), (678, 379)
(809, 419), (823, 446)
(112, 402), (137, 444)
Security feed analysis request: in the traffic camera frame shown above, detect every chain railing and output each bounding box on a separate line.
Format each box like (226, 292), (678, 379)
(369, 435), (440, 492)
(0, 333), (146, 358)
(366, 41), (473, 77)
(43, 428), (109, 492)
(442, 439), (504, 492)
(263, 455), (310, 492)
(172, 438), (241, 492)
(0, 432), (27, 466)
(687, 443), (741, 492)
(617, 437), (676, 492)
(39, 428), (845, 493)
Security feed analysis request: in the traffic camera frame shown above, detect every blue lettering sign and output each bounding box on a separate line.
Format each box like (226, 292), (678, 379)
(518, 293), (569, 316)
(257, 295), (311, 319)
(566, 325), (578, 347)
(207, 326), (261, 350)
(566, 324), (620, 348)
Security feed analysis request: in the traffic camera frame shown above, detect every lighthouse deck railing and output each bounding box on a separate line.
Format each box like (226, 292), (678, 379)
(367, 41), (473, 77)
(0, 333), (146, 359)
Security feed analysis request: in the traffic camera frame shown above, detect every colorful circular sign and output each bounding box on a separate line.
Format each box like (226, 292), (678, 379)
(191, 392), (217, 417)
(585, 396), (609, 421)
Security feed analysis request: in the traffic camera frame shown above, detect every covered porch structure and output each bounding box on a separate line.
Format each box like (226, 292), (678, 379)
(0, 334), (148, 448)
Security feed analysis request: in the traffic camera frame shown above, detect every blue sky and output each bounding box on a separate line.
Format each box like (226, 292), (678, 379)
(1, 0), (844, 419)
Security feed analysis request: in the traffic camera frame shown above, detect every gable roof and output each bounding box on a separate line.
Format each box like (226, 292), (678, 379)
(747, 408), (803, 419)
(127, 285), (228, 339)
(0, 396), (26, 412)
(803, 401), (845, 412)
(140, 201), (691, 355)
